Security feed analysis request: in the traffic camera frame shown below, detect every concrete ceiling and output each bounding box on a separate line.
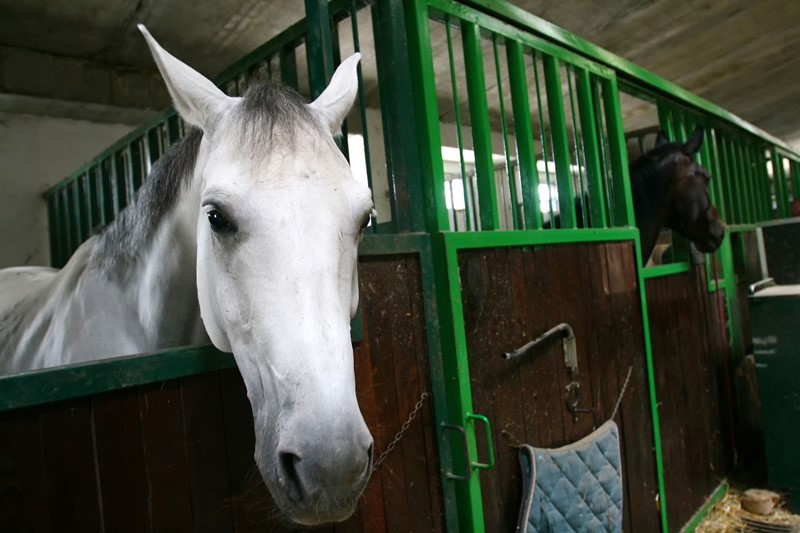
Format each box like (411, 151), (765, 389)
(1, 0), (799, 147)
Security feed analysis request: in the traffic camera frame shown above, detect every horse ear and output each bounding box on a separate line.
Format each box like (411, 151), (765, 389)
(138, 25), (236, 131)
(683, 125), (705, 155)
(309, 53), (361, 136)
(655, 131), (669, 147)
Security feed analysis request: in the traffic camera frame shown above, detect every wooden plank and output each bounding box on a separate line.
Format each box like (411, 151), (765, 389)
(359, 257), (412, 533)
(39, 397), (101, 532)
(0, 406), (49, 532)
(138, 380), (195, 533)
(180, 372), (235, 533)
(92, 388), (151, 533)
(404, 256), (445, 530)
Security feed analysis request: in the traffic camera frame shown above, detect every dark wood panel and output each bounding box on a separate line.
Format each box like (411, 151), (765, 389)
(138, 380), (195, 533)
(92, 387), (152, 533)
(459, 242), (660, 532)
(0, 406), (49, 533)
(39, 397), (101, 533)
(646, 265), (735, 532)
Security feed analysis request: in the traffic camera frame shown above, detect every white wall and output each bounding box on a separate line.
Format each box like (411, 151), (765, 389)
(0, 113), (132, 268)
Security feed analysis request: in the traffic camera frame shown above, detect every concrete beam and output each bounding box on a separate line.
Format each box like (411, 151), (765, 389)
(0, 45), (168, 123)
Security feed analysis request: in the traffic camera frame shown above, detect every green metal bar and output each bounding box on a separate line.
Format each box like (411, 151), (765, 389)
(632, 237), (671, 533)
(542, 54), (576, 228)
(575, 67), (607, 228)
(682, 481), (729, 533)
(70, 182), (82, 252)
(762, 146), (777, 220)
(279, 45), (299, 90)
(403, 0), (449, 232)
(656, 101), (675, 141)
(791, 160), (800, 203)
(47, 197), (60, 268)
(771, 148), (789, 218)
(718, 136), (736, 223)
(58, 189), (70, 266)
(431, 231), (486, 532)
(506, 41), (542, 229)
(446, 226), (638, 249)
(462, 20), (500, 231)
(492, 35), (519, 230)
(349, 0), (377, 232)
(305, 0), (335, 99)
(641, 262), (692, 279)
(600, 76), (635, 227)
(0, 346), (236, 412)
(566, 66), (587, 227)
(375, 0), (429, 233)
(445, 17), (474, 231)
(735, 141), (754, 223)
(745, 143), (763, 221)
(532, 51), (556, 225)
(593, 78), (614, 226)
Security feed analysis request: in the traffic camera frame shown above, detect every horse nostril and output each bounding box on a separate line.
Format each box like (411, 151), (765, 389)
(278, 451), (304, 503)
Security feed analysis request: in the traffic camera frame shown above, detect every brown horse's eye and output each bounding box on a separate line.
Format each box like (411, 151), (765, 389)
(208, 209), (233, 233)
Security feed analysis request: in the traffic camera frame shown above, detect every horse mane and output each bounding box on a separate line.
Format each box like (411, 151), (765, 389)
(628, 141), (682, 217)
(92, 81), (320, 274)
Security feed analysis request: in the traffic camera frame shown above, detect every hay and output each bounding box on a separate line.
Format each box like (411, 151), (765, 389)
(695, 486), (800, 533)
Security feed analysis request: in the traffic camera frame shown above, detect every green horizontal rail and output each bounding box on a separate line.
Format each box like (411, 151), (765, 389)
(0, 345), (236, 413)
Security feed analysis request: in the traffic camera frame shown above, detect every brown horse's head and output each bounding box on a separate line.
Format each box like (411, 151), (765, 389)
(656, 126), (725, 253)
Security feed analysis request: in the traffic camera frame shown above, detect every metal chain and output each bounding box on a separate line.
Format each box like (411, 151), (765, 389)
(373, 392), (429, 470)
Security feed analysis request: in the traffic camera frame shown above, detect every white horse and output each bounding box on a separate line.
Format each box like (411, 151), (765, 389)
(0, 26), (374, 526)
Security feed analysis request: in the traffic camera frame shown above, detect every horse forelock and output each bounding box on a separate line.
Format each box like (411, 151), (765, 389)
(226, 80), (324, 157)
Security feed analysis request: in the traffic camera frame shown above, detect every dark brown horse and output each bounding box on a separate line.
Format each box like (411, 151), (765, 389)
(630, 125), (725, 260)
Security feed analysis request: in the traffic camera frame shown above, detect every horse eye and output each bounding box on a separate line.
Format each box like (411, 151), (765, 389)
(207, 209), (233, 233)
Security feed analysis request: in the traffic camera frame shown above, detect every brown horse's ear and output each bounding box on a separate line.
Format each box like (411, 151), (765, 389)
(683, 125), (705, 155)
(655, 131), (669, 147)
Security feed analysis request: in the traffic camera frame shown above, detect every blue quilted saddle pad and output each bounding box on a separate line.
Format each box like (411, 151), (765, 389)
(517, 420), (623, 533)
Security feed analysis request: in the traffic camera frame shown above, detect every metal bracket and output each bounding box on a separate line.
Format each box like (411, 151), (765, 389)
(466, 413), (495, 470)
(565, 381), (594, 422)
(504, 322), (578, 377)
(441, 423), (471, 482)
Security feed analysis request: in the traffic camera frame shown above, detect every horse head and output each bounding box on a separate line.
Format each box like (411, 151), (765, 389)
(140, 27), (373, 525)
(636, 126), (725, 257)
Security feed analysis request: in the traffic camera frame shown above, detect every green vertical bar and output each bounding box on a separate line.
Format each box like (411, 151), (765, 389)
(506, 41), (542, 230)
(492, 36), (519, 230)
(705, 129), (728, 222)
(280, 46), (299, 90)
(657, 102), (675, 141)
(533, 51), (556, 225)
(542, 54), (576, 228)
(445, 18), (474, 231)
(566, 67), (586, 225)
(757, 145), (772, 220)
(745, 143), (762, 221)
(69, 183), (81, 254)
(305, 0), (334, 99)
(129, 140), (144, 195)
(575, 68), (607, 228)
(791, 160), (800, 203)
(718, 137), (735, 223)
(772, 148), (790, 218)
(734, 140), (749, 223)
(349, 0), (376, 232)
(735, 141), (754, 223)
(403, 0), (449, 232)
(601, 76), (635, 227)
(47, 195), (61, 267)
(58, 189), (71, 267)
(432, 234), (485, 533)
(461, 21), (499, 231)
(633, 236), (670, 533)
(374, 0), (428, 232)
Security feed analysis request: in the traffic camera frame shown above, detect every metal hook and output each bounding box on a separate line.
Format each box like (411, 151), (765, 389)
(565, 382), (594, 422)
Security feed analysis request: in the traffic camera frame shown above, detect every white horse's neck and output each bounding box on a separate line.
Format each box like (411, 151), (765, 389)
(90, 128), (208, 349)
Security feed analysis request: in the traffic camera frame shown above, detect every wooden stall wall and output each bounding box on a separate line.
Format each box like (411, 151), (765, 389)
(0, 254), (444, 533)
(458, 242), (661, 532)
(646, 265), (735, 531)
